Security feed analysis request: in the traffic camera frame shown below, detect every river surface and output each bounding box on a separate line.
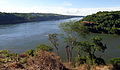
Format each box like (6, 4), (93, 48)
(0, 18), (80, 53)
(0, 17), (120, 62)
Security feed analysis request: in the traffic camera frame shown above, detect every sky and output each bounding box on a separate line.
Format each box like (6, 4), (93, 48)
(0, 0), (120, 16)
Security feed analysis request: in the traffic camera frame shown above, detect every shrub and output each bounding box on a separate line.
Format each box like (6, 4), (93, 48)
(36, 44), (53, 51)
(25, 49), (35, 56)
(109, 58), (120, 65)
(109, 58), (120, 69)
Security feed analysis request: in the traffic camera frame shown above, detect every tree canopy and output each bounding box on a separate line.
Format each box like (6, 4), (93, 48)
(65, 11), (120, 35)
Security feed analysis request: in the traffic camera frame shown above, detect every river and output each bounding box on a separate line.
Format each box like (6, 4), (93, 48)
(0, 17), (120, 62)
(0, 18), (80, 53)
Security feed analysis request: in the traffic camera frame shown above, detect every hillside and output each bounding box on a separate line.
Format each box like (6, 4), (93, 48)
(0, 49), (115, 70)
(78, 11), (120, 34)
(0, 12), (81, 24)
(0, 50), (68, 70)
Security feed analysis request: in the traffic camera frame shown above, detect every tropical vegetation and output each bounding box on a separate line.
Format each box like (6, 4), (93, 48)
(68, 11), (120, 35)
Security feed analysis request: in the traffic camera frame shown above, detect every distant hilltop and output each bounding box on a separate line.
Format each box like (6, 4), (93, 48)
(0, 12), (83, 25)
(77, 11), (120, 35)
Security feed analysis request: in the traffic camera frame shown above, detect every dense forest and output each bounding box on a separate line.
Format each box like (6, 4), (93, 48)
(58, 11), (120, 70)
(72, 11), (120, 35)
(0, 12), (81, 24)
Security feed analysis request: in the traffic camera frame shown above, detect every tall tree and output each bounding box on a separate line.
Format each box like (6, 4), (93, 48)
(74, 36), (107, 65)
(64, 35), (76, 62)
(60, 21), (77, 62)
(48, 33), (59, 55)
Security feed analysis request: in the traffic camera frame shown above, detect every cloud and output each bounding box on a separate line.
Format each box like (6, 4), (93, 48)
(62, 1), (73, 6)
(0, 0), (120, 16)
(0, 6), (120, 16)
(51, 7), (120, 16)
(0, 0), (8, 4)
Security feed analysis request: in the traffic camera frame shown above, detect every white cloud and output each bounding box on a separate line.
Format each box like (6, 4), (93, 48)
(0, 0), (120, 16)
(62, 1), (73, 6)
(0, 0), (8, 4)
(0, 6), (120, 16)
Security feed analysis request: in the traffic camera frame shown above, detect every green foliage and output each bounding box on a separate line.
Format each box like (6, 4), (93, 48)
(109, 58), (120, 65)
(64, 35), (76, 46)
(109, 58), (120, 70)
(59, 21), (76, 33)
(48, 33), (59, 47)
(60, 11), (120, 35)
(0, 50), (9, 54)
(76, 41), (94, 54)
(60, 19), (108, 65)
(25, 49), (35, 56)
(36, 44), (53, 51)
(60, 21), (89, 36)
(91, 36), (107, 52)
(48, 33), (59, 55)
(0, 50), (18, 63)
(0, 44), (54, 65)
(19, 58), (27, 64)
(74, 36), (107, 65)
(73, 21), (89, 36)
(79, 11), (120, 34)
(25, 44), (53, 56)
(74, 56), (87, 65)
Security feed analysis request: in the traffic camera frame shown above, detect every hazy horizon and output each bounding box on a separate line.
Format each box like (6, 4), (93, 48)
(0, 0), (120, 16)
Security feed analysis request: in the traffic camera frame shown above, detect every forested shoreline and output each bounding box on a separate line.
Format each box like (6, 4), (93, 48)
(0, 12), (82, 24)
(74, 11), (120, 35)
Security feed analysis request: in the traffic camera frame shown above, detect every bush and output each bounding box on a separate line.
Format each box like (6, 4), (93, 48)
(74, 57), (87, 65)
(109, 58), (120, 69)
(110, 58), (120, 65)
(36, 44), (53, 51)
(26, 50), (67, 70)
(25, 49), (35, 56)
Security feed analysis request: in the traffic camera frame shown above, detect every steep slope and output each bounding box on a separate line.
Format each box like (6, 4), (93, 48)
(79, 11), (120, 34)
(0, 50), (68, 70)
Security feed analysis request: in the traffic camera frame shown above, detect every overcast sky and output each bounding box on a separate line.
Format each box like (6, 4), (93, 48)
(0, 0), (120, 16)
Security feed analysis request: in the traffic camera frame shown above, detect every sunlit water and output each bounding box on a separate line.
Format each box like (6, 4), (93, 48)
(0, 18), (80, 53)
(0, 17), (120, 62)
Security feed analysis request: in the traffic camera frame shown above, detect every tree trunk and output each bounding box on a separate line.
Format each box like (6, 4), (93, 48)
(65, 46), (69, 62)
(55, 46), (59, 56)
(69, 46), (72, 62)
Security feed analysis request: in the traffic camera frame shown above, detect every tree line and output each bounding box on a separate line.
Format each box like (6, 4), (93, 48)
(0, 12), (81, 24)
(77, 11), (120, 34)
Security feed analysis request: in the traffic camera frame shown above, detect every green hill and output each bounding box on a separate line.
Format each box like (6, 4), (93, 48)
(78, 11), (120, 34)
(0, 12), (81, 24)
